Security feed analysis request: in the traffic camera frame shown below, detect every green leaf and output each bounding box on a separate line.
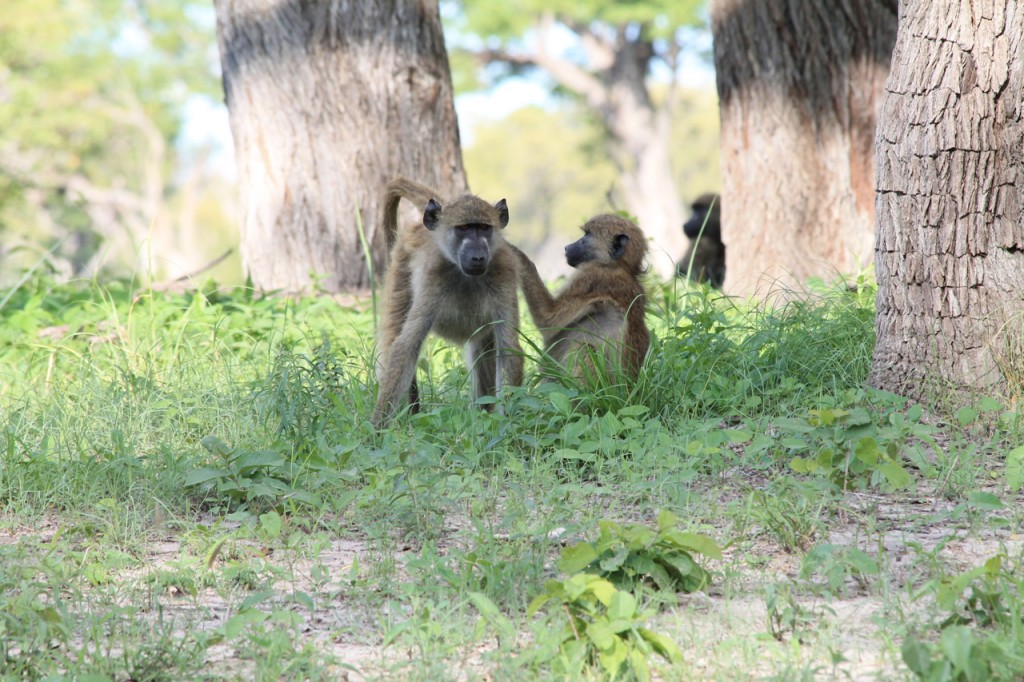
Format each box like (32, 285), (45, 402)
(201, 435), (234, 456)
(586, 618), (617, 651)
(722, 428), (753, 443)
(661, 531), (723, 560)
(597, 636), (629, 675)
(235, 450), (286, 472)
(467, 591), (515, 638)
(976, 396), (1002, 412)
(607, 590), (637, 621)
(656, 509), (679, 532)
(585, 576), (617, 605)
(955, 407), (978, 426)
(879, 462), (912, 490)
(550, 392), (572, 414)
(845, 548), (879, 576)
(617, 404), (649, 418)
(939, 625), (973, 673)
(290, 590), (314, 610)
(900, 637), (932, 676)
(599, 545), (629, 573)
(184, 467), (230, 486)
(854, 437), (879, 466)
(527, 593), (553, 617)
(629, 648), (652, 682)
(1005, 446), (1024, 491)
(259, 510), (282, 539)
(790, 456), (817, 473)
(967, 492), (1003, 510)
(638, 628), (684, 664)
(559, 542), (600, 573)
(239, 590), (276, 611)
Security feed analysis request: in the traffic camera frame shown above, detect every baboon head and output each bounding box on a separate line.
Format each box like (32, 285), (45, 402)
(564, 214), (647, 276)
(683, 193), (721, 241)
(424, 195), (509, 276)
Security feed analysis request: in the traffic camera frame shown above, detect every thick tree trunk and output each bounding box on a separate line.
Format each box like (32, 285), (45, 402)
(214, 0), (466, 292)
(870, 1), (1024, 403)
(711, 0), (897, 295)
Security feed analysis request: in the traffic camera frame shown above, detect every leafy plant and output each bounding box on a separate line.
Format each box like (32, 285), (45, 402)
(184, 435), (323, 510)
(780, 393), (938, 491)
(903, 551), (1024, 681)
(763, 581), (833, 643)
(557, 510), (721, 593)
(799, 543), (880, 596)
(744, 477), (831, 552)
(902, 626), (1024, 682)
(528, 573), (683, 681)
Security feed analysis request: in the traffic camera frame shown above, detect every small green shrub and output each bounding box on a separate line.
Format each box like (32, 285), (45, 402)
(528, 573), (682, 681)
(902, 551), (1024, 681)
(778, 391), (937, 491)
(557, 510), (721, 593)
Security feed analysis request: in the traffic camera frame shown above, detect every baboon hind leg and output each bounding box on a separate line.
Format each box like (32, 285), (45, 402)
(408, 376), (420, 414)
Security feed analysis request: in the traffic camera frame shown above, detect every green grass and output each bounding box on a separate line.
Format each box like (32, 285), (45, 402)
(1, 272), (1022, 681)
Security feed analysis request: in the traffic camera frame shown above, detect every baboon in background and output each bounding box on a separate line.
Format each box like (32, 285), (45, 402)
(372, 177), (523, 427)
(512, 214), (650, 378)
(676, 193), (726, 289)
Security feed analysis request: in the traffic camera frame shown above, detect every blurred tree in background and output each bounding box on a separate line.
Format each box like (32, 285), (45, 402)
(0, 0), (237, 284)
(2, 1), (720, 289)
(710, 0), (896, 295)
(464, 86), (720, 277)
(449, 0), (708, 276)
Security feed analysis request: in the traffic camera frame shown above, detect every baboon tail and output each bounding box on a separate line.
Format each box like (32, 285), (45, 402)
(381, 177), (435, 249)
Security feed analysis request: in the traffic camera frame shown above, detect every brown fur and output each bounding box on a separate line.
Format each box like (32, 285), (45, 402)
(372, 177), (523, 426)
(512, 214), (650, 378)
(676, 193), (726, 289)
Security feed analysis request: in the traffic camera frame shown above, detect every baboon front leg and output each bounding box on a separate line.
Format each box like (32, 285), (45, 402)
(466, 332), (497, 407)
(493, 319), (523, 394)
(373, 313), (432, 427)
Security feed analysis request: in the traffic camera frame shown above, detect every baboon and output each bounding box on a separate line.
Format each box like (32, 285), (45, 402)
(675, 193), (726, 289)
(512, 214), (650, 378)
(372, 177), (523, 427)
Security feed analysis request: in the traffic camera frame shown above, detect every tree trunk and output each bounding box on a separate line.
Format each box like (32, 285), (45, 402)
(214, 0), (466, 292)
(711, 0), (897, 295)
(479, 20), (687, 277)
(870, 1), (1024, 403)
(604, 47), (686, 278)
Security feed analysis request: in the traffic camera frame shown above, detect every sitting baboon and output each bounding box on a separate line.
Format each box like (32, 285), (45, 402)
(675, 193), (726, 289)
(372, 177), (523, 427)
(512, 214), (650, 379)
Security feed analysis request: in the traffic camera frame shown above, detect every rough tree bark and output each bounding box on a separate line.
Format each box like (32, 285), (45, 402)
(711, 0), (897, 295)
(870, 1), (1024, 403)
(215, 0), (466, 292)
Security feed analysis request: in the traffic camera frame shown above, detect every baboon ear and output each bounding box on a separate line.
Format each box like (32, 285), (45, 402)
(610, 234), (629, 259)
(423, 199), (442, 230)
(494, 199), (509, 228)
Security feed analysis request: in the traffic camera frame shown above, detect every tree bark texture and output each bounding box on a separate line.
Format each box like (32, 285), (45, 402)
(215, 0), (466, 292)
(711, 0), (897, 295)
(870, 1), (1024, 403)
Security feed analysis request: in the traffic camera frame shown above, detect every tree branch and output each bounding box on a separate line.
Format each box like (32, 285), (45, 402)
(533, 12), (609, 111)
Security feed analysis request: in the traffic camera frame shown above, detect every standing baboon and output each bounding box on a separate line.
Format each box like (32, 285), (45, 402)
(676, 193), (726, 289)
(512, 214), (650, 378)
(373, 177), (523, 427)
